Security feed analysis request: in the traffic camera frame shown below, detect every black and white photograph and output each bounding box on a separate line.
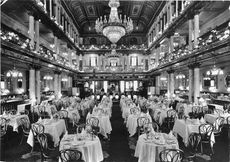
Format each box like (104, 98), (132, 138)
(1, 0), (230, 161)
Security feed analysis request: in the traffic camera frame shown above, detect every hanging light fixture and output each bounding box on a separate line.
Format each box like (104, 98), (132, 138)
(6, 65), (23, 78)
(176, 73), (185, 79)
(95, 0), (133, 44)
(43, 74), (53, 80)
(206, 65), (224, 76)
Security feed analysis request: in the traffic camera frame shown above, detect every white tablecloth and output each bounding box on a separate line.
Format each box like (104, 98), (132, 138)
(87, 113), (112, 138)
(126, 113), (152, 137)
(204, 113), (230, 124)
(173, 119), (215, 146)
(0, 114), (30, 132)
(27, 119), (66, 147)
(17, 103), (31, 113)
(134, 133), (179, 162)
(59, 134), (103, 162)
(208, 104), (224, 111)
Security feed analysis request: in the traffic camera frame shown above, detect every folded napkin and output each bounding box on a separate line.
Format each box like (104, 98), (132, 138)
(3, 111), (6, 116)
(200, 117), (206, 124)
(168, 131), (175, 139)
(38, 117), (42, 122)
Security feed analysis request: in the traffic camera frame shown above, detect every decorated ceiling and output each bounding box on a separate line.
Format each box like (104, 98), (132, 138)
(64, 0), (165, 34)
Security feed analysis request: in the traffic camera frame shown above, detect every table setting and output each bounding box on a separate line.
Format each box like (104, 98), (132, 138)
(59, 131), (104, 162)
(27, 118), (66, 147)
(134, 131), (179, 162)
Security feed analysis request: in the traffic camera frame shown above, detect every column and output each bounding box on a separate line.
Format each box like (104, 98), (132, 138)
(55, 0), (58, 21)
(194, 63), (200, 104)
(36, 68), (41, 104)
(188, 17), (193, 50)
(49, 0), (52, 18)
(194, 11), (200, 48)
(68, 74), (73, 88)
(54, 36), (59, 58)
(35, 18), (40, 52)
(167, 72), (170, 97)
(188, 65), (194, 102)
(169, 1), (172, 21)
(44, 0), (47, 13)
(54, 71), (61, 98)
(29, 67), (36, 105)
(29, 14), (35, 49)
(126, 54), (129, 70)
(155, 75), (161, 95)
(175, 0), (178, 17)
(170, 72), (175, 96)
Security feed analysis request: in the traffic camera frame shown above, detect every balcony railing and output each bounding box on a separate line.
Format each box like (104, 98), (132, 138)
(1, 28), (78, 71)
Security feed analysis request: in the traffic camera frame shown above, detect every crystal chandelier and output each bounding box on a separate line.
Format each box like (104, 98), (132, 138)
(95, 0), (133, 44)
(206, 65), (223, 76)
(6, 66), (23, 78)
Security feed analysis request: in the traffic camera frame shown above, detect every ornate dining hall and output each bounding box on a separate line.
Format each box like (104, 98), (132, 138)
(1, 0), (230, 161)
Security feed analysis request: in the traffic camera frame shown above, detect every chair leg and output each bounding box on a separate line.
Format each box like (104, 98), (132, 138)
(19, 135), (24, 145)
(201, 143), (203, 154)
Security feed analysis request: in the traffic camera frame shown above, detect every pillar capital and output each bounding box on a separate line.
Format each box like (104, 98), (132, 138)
(54, 70), (62, 75)
(29, 64), (41, 70)
(188, 62), (201, 69)
(167, 69), (175, 74)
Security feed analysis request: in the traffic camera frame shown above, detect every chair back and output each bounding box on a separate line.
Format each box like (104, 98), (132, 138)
(227, 116), (230, 126)
(137, 116), (150, 127)
(20, 109), (29, 115)
(167, 109), (177, 119)
(86, 117), (99, 127)
(50, 106), (57, 115)
(59, 110), (68, 119)
(32, 123), (45, 137)
(20, 117), (30, 132)
(72, 113), (79, 126)
(159, 149), (184, 162)
(37, 133), (49, 157)
(155, 111), (161, 124)
(213, 117), (225, 133)
(192, 106), (199, 114)
(60, 149), (82, 162)
(53, 113), (61, 120)
(0, 117), (7, 137)
(187, 133), (201, 154)
(152, 121), (160, 132)
(199, 123), (213, 140)
(130, 108), (139, 115)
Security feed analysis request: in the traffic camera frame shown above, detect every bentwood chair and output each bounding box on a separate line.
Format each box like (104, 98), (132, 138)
(166, 109), (177, 130)
(0, 117), (7, 138)
(19, 117), (30, 145)
(59, 110), (69, 130)
(199, 123), (214, 155)
(186, 133), (201, 161)
(151, 121), (160, 132)
(137, 116), (150, 137)
(60, 149), (85, 162)
(86, 117), (100, 136)
(37, 133), (59, 162)
(159, 149), (184, 162)
(31, 123), (45, 152)
(213, 117), (225, 136)
(227, 116), (230, 127)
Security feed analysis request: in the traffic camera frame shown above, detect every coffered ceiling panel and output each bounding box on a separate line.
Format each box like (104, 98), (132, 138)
(64, 0), (164, 34)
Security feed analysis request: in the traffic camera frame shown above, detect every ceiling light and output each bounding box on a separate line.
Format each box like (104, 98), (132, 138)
(95, 0), (133, 44)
